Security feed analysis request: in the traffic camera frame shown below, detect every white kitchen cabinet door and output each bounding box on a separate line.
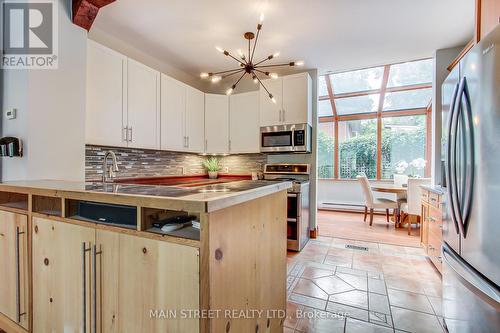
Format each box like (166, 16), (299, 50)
(185, 86), (205, 153)
(282, 72), (312, 125)
(229, 91), (260, 153)
(259, 78), (282, 126)
(86, 40), (127, 147)
(205, 94), (229, 154)
(127, 59), (160, 150)
(160, 74), (186, 151)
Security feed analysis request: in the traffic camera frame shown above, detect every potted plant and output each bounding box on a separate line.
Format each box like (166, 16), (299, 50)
(203, 157), (221, 179)
(393, 158), (427, 185)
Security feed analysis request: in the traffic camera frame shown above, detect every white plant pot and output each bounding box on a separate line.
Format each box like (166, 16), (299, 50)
(208, 171), (218, 179)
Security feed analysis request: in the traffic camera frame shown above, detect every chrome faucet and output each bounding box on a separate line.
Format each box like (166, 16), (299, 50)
(102, 150), (119, 182)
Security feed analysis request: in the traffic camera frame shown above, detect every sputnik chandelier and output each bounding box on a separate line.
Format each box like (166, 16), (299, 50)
(200, 14), (304, 103)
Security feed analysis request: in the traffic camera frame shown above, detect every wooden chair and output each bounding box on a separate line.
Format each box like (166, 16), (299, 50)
(357, 175), (399, 226)
(399, 178), (431, 235)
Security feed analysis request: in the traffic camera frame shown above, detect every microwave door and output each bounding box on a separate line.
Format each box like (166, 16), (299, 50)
(261, 130), (293, 153)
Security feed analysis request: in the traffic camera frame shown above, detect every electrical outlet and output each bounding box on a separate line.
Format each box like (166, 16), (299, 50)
(223, 167), (229, 173)
(5, 108), (16, 120)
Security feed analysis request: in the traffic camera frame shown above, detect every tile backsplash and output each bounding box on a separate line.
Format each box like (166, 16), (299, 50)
(85, 145), (267, 181)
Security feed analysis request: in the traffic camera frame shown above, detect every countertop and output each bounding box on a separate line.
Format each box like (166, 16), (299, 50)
(420, 184), (446, 195)
(0, 179), (292, 213)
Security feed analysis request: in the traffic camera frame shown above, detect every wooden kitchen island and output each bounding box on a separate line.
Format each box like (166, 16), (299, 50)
(0, 180), (290, 333)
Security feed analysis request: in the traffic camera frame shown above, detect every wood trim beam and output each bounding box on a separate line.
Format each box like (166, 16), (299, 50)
(447, 39), (475, 71)
(72, 0), (116, 31)
(376, 65), (390, 180)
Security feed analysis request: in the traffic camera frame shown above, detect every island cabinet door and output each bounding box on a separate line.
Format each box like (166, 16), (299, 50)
(116, 234), (200, 333)
(0, 210), (29, 330)
(32, 217), (96, 333)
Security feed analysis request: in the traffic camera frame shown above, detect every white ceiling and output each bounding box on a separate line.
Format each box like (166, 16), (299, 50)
(92, 0), (474, 77)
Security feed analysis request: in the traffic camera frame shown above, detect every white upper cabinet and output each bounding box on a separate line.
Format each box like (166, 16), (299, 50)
(205, 94), (229, 154)
(160, 74), (186, 151)
(259, 78), (282, 127)
(282, 72), (312, 125)
(185, 86), (205, 153)
(126, 59), (160, 150)
(160, 75), (205, 153)
(229, 91), (260, 153)
(86, 40), (127, 147)
(259, 72), (312, 127)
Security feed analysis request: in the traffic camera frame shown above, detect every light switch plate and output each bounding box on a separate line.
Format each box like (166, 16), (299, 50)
(6, 108), (16, 120)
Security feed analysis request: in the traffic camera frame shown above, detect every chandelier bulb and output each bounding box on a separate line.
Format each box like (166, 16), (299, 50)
(226, 87), (234, 95)
(269, 73), (279, 79)
(273, 52), (280, 58)
(237, 49), (246, 60)
(259, 13), (265, 24)
(215, 46), (224, 53)
(253, 75), (258, 84)
(200, 72), (209, 78)
(295, 60), (305, 66)
(211, 75), (222, 83)
(269, 94), (276, 104)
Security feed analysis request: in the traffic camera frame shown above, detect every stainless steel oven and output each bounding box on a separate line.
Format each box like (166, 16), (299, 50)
(260, 123), (311, 153)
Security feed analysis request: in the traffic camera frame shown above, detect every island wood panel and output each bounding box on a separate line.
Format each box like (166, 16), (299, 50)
(32, 217), (95, 332)
(116, 233), (199, 332)
(0, 211), (29, 330)
(206, 190), (287, 333)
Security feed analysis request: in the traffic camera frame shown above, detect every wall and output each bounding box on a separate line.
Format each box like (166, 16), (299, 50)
(318, 179), (396, 212)
(1, 0), (87, 181)
(85, 145), (267, 181)
(88, 27), (206, 91)
(431, 46), (464, 185)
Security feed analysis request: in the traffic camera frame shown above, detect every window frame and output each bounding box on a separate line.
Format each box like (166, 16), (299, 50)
(318, 60), (432, 180)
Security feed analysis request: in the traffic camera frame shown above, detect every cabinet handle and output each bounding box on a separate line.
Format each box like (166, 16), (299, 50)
(122, 127), (128, 142)
(282, 109), (285, 122)
(92, 245), (102, 333)
(82, 242), (91, 333)
(128, 127), (133, 142)
(228, 139), (231, 152)
(187, 136), (190, 148)
(279, 110), (282, 122)
(205, 139), (208, 152)
(15, 227), (26, 323)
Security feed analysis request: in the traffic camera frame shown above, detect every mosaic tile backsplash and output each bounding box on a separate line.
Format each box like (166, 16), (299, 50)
(85, 145), (268, 181)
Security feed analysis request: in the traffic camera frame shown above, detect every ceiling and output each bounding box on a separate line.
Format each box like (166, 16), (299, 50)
(92, 0), (475, 78)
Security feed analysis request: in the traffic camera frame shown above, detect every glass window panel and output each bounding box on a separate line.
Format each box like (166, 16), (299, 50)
(318, 99), (333, 117)
(387, 59), (433, 87)
(338, 119), (377, 179)
(318, 75), (329, 97)
(383, 88), (432, 111)
(331, 67), (384, 94)
(381, 115), (427, 179)
(318, 122), (335, 178)
(335, 94), (380, 115)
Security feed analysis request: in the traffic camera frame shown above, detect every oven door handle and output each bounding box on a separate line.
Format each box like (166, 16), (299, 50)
(287, 193), (298, 198)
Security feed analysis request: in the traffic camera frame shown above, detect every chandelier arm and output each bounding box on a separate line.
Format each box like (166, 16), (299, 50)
(255, 63), (294, 69)
(254, 69), (270, 77)
(250, 29), (260, 62)
(232, 71), (247, 88)
(226, 52), (247, 66)
(253, 56), (272, 66)
(212, 68), (245, 76)
(222, 69), (246, 79)
(253, 71), (272, 96)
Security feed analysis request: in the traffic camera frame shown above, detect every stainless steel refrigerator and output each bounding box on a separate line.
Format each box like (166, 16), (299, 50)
(441, 25), (500, 332)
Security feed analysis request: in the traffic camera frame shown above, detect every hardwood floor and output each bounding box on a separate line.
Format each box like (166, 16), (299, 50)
(317, 210), (421, 247)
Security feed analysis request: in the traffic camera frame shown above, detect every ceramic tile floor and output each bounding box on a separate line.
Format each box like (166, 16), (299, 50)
(286, 236), (444, 333)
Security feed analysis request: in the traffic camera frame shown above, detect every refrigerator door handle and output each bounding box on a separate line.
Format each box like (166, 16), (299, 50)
(459, 77), (475, 237)
(445, 83), (461, 234)
(443, 243), (500, 305)
(449, 79), (463, 236)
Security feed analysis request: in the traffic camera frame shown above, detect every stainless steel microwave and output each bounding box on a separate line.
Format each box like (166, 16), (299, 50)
(260, 123), (312, 153)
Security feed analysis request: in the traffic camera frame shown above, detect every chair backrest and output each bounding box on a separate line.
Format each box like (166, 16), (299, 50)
(407, 178), (431, 214)
(394, 174), (409, 187)
(357, 175), (374, 207)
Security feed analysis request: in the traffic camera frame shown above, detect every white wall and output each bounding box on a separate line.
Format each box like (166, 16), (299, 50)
(88, 27), (206, 92)
(431, 46), (463, 185)
(1, 0), (87, 181)
(318, 179), (395, 212)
